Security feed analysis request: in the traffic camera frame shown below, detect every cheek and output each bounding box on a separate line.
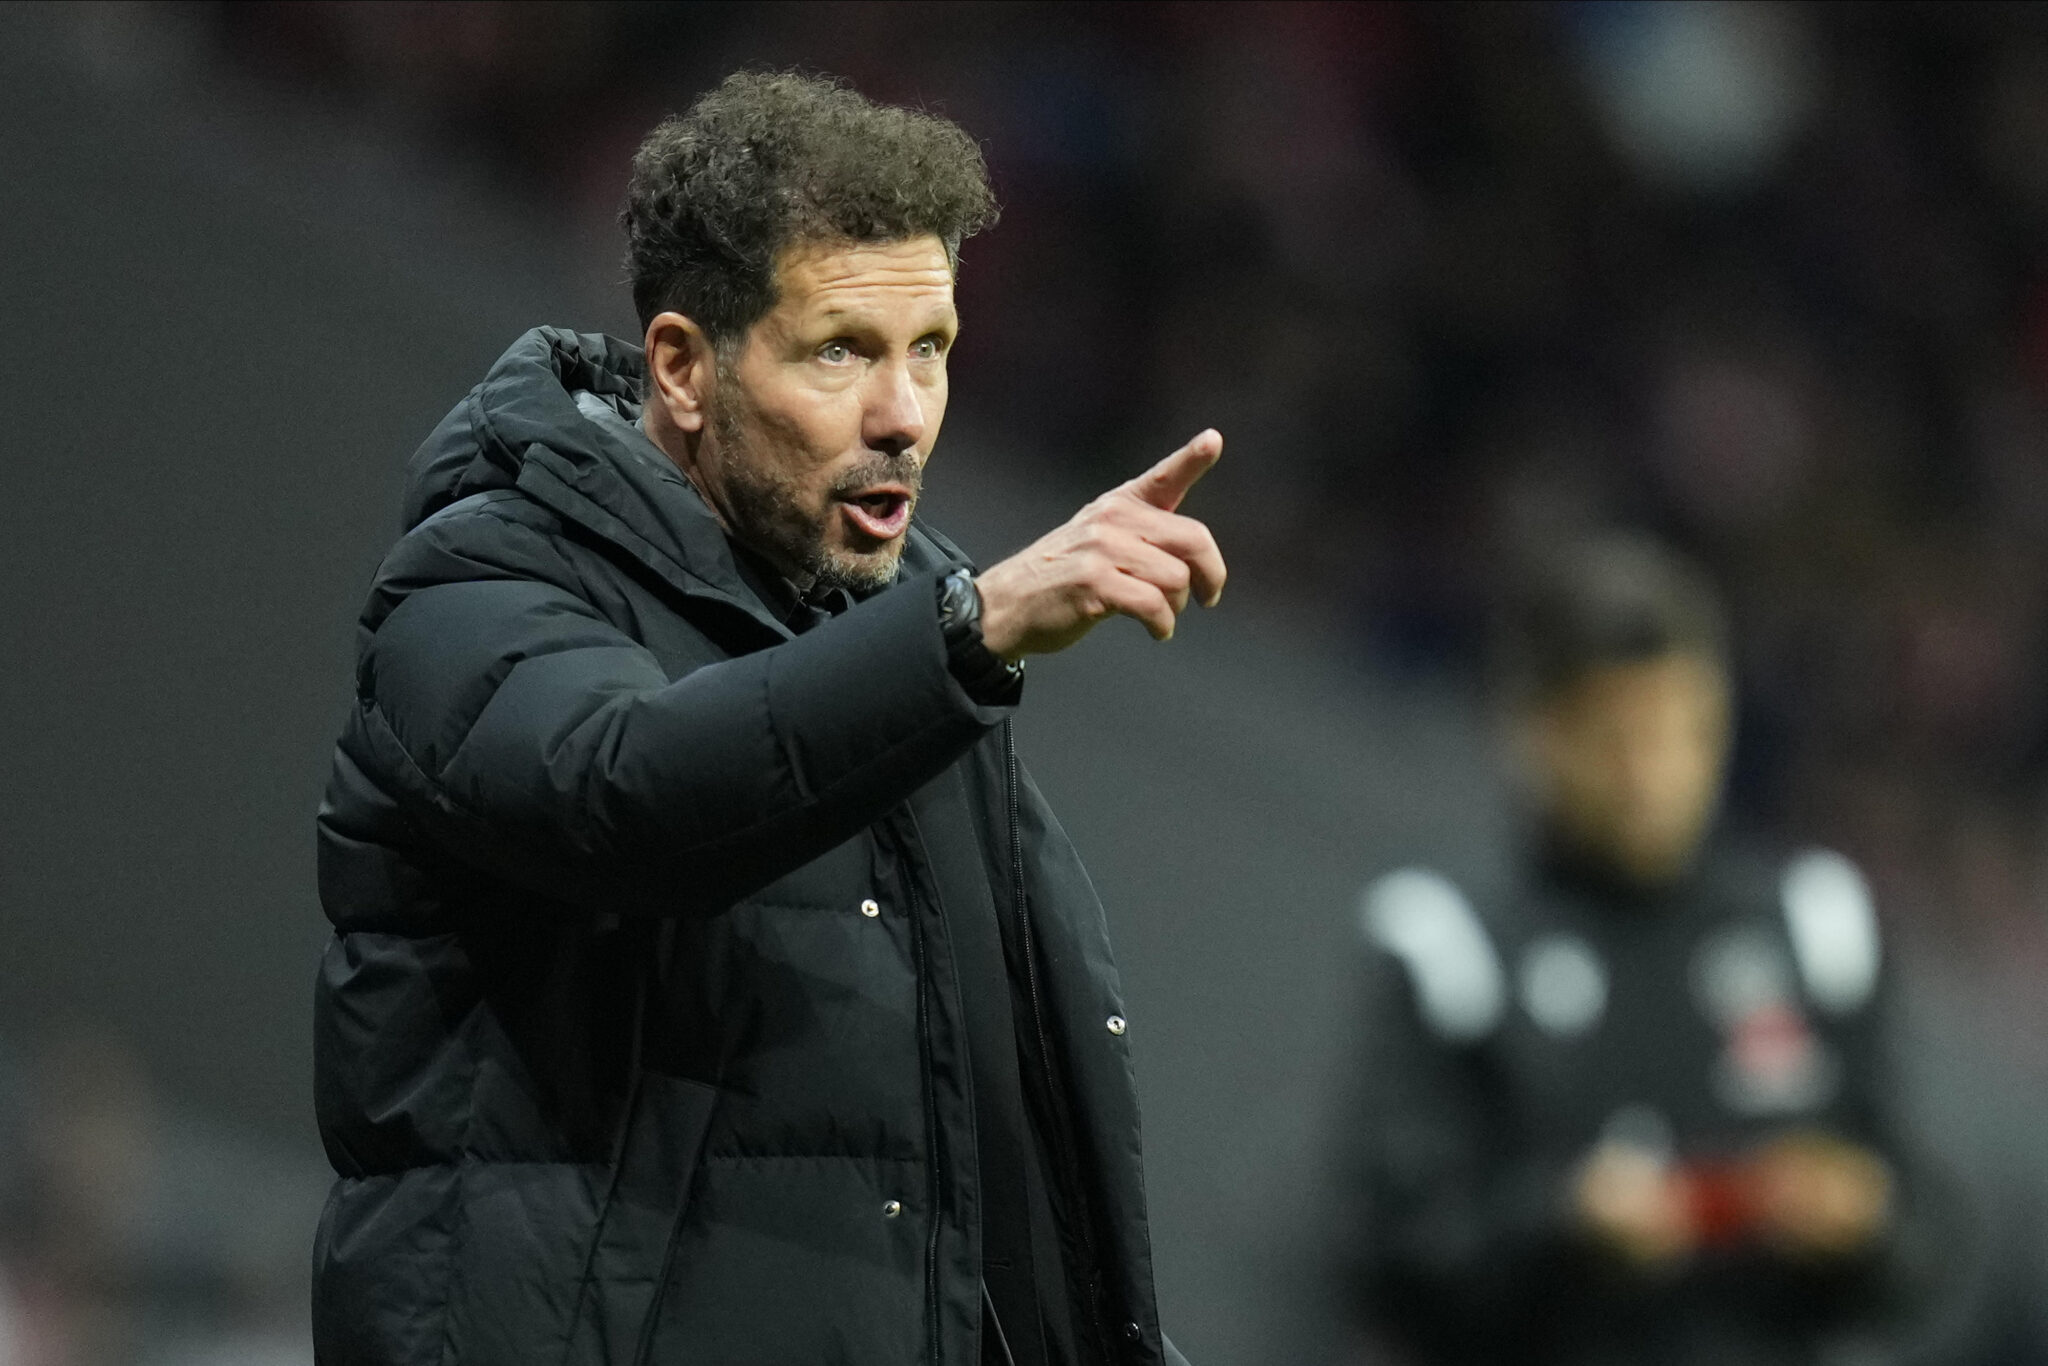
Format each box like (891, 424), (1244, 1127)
(750, 397), (852, 495)
(1553, 752), (1618, 815)
(797, 392), (871, 466)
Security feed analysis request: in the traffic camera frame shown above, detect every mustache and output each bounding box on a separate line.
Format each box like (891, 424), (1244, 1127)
(829, 451), (924, 500)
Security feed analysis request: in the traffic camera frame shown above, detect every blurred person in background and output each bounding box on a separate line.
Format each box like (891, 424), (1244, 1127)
(311, 72), (1222, 1366)
(1330, 535), (1950, 1366)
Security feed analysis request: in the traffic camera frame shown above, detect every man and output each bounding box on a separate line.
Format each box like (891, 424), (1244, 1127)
(1333, 536), (1943, 1366)
(312, 72), (1220, 1366)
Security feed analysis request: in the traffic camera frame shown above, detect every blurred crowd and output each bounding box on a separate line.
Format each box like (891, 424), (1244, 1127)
(201, 0), (2048, 1076)
(14, 2), (2048, 1362)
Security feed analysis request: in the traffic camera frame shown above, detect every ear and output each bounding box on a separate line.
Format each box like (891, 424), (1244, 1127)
(643, 311), (716, 436)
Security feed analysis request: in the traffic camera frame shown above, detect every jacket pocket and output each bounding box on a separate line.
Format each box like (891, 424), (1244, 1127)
(562, 1070), (719, 1366)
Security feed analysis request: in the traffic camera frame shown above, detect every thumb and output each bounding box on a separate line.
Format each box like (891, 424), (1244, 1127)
(1124, 429), (1222, 512)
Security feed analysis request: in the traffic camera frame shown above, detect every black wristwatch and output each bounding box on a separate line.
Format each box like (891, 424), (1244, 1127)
(937, 568), (1024, 701)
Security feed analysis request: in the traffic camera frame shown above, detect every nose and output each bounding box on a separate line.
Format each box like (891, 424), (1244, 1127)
(861, 360), (926, 458)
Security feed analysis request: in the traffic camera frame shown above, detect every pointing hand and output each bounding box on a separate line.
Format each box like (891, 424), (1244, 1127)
(976, 431), (1227, 660)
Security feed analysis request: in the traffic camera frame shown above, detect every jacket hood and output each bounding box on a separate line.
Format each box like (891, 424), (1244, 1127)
(403, 327), (648, 530)
(401, 327), (972, 630)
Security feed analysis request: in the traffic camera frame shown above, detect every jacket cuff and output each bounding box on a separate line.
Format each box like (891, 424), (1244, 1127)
(916, 568), (1023, 718)
(768, 569), (1018, 770)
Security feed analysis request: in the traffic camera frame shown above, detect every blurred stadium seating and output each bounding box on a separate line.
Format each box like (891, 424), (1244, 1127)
(7, 3), (2048, 1361)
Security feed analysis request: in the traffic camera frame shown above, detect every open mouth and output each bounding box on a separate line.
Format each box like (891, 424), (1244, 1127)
(837, 486), (914, 542)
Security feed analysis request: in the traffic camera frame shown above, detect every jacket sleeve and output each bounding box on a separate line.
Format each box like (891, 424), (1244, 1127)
(1331, 948), (1579, 1359)
(342, 513), (1012, 914)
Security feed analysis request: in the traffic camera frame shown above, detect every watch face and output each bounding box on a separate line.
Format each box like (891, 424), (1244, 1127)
(940, 570), (975, 627)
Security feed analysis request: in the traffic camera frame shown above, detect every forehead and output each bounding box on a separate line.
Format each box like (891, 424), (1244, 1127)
(1554, 653), (1730, 721)
(770, 236), (956, 326)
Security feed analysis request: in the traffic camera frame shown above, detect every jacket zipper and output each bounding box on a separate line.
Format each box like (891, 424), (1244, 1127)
(626, 924), (690, 1366)
(1004, 721), (1114, 1359)
(904, 868), (945, 1364)
(569, 934), (651, 1366)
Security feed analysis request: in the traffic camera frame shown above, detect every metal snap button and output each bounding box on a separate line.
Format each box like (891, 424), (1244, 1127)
(860, 899), (881, 918)
(1106, 1015), (1127, 1036)
(883, 1199), (903, 1218)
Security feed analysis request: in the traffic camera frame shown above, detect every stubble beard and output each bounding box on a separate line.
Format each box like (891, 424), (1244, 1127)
(708, 374), (922, 595)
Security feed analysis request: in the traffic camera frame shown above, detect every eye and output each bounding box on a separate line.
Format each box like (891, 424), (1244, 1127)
(818, 340), (855, 364)
(911, 336), (945, 361)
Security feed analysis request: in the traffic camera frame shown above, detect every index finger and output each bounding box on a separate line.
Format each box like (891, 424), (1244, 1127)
(1124, 429), (1223, 512)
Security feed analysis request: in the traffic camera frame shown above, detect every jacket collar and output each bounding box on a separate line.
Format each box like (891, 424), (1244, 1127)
(409, 327), (971, 645)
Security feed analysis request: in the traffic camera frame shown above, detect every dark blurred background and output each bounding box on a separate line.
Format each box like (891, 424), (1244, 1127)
(6, 2), (2048, 1361)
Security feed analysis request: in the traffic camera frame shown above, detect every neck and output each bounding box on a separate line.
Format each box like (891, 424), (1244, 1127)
(640, 409), (714, 508)
(1540, 829), (1692, 901)
(637, 409), (817, 593)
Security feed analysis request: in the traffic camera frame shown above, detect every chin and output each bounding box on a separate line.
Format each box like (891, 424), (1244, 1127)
(819, 540), (907, 593)
(1617, 836), (1698, 883)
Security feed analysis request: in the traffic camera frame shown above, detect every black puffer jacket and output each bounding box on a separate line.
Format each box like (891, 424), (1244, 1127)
(312, 328), (1183, 1366)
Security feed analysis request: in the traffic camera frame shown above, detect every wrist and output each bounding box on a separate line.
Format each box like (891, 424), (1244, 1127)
(969, 565), (1023, 662)
(937, 569), (1023, 701)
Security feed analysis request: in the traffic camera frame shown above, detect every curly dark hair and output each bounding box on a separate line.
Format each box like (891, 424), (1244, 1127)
(1493, 533), (1730, 703)
(621, 71), (999, 341)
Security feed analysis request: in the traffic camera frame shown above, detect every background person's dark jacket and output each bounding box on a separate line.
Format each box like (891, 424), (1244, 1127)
(1331, 846), (1953, 1366)
(311, 328), (1185, 1366)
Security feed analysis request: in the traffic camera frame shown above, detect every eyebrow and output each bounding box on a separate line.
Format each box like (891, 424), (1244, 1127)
(810, 304), (958, 331)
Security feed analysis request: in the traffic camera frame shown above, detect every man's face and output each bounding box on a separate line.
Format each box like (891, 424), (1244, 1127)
(1519, 651), (1733, 885)
(694, 235), (957, 592)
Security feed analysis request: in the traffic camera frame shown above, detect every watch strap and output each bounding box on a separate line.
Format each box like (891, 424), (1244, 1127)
(937, 568), (1023, 703)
